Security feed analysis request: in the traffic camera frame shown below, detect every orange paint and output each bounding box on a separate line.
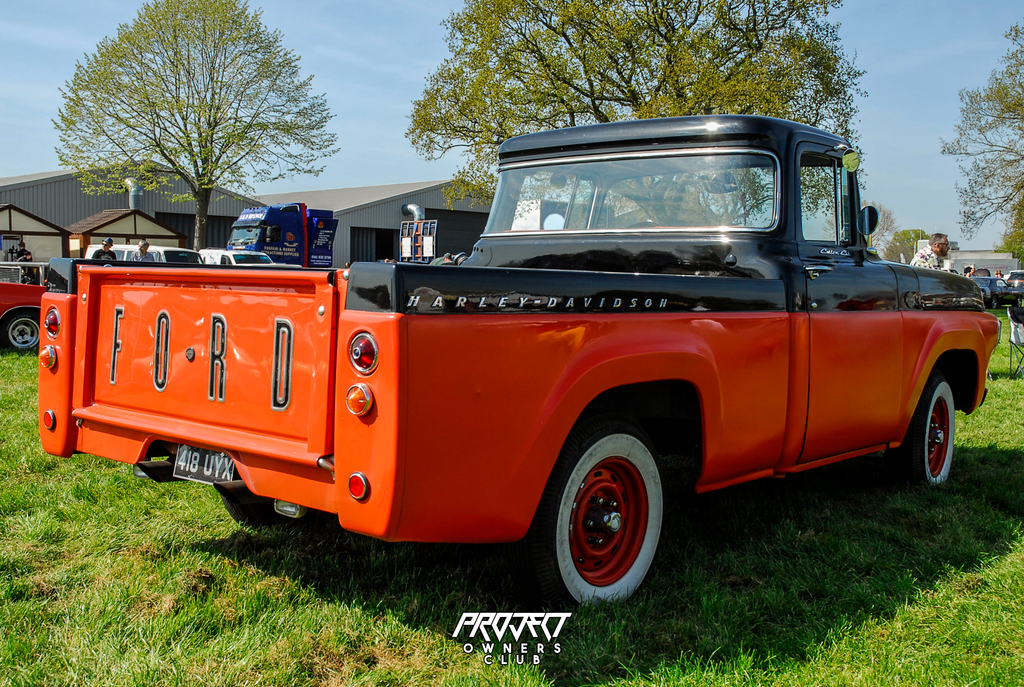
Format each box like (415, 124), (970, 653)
(37, 293), (78, 457)
(800, 311), (903, 463)
(38, 263), (1000, 546)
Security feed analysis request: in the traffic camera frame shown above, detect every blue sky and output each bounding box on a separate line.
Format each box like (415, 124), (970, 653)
(0, 0), (1020, 250)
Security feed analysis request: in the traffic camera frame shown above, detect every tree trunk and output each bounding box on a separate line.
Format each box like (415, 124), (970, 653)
(193, 187), (213, 250)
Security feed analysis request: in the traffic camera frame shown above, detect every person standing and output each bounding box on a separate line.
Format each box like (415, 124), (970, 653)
(132, 239), (157, 262)
(14, 241), (32, 261)
(93, 237), (118, 262)
(909, 233), (950, 270)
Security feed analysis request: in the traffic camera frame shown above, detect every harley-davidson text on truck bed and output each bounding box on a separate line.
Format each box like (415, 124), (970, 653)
(37, 116), (998, 606)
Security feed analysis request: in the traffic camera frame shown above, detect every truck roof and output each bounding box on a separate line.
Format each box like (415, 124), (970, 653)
(498, 115), (848, 163)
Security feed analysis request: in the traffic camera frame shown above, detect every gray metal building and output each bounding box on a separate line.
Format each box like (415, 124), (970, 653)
(0, 170), (257, 249)
(257, 180), (491, 266)
(0, 171), (491, 266)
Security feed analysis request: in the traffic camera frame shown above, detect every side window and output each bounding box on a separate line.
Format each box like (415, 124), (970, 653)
(800, 153), (838, 243)
(266, 225), (281, 243)
(220, 256), (231, 265)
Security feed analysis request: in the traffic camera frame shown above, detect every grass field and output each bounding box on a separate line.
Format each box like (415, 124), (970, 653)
(2, 314), (1023, 686)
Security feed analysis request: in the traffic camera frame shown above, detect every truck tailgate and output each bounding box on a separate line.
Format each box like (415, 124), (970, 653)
(73, 266), (339, 464)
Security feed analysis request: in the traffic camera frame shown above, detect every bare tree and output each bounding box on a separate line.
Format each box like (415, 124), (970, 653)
(941, 21), (1024, 241)
(863, 200), (899, 254)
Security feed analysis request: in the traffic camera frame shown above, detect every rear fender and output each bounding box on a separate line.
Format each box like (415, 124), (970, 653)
(529, 346), (722, 482)
(895, 312), (998, 444)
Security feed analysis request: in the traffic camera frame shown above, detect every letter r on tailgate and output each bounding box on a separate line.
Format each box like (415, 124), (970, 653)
(208, 314), (227, 402)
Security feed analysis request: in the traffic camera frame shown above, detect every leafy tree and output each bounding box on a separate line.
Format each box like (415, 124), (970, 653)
(941, 20), (1024, 241)
(883, 228), (928, 264)
(994, 199), (1024, 258)
(409, 0), (864, 203)
(54, 0), (337, 248)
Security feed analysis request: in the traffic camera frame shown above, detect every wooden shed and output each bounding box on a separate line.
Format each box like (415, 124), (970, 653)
(0, 203), (71, 261)
(65, 209), (186, 254)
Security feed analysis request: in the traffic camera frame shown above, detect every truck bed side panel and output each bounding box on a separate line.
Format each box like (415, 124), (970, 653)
(388, 311), (790, 543)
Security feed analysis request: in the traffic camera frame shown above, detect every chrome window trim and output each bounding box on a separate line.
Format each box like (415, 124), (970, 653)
(488, 147), (781, 237)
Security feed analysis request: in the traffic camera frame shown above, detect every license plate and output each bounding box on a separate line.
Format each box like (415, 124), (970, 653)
(173, 444), (237, 484)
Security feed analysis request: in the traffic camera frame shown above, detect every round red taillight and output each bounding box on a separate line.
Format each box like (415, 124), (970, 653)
(348, 472), (369, 501)
(39, 345), (57, 369)
(349, 333), (378, 374)
(346, 383), (374, 416)
(44, 308), (60, 339)
(42, 410), (57, 431)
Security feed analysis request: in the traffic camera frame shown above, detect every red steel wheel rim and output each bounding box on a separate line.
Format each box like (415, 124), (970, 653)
(927, 397), (950, 477)
(568, 456), (648, 586)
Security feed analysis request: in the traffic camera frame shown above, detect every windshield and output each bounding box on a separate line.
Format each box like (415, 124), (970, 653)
(484, 151), (777, 235)
(232, 253), (273, 264)
(228, 225), (262, 246)
(163, 250), (202, 264)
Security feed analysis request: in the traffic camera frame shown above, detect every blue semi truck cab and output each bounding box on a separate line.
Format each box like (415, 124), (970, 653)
(227, 203), (339, 267)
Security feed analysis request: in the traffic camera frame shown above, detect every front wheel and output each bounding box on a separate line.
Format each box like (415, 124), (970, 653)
(887, 371), (955, 485)
(510, 416), (663, 606)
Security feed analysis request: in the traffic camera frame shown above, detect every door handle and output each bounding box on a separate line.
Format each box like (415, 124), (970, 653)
(804, 265), (833, 280)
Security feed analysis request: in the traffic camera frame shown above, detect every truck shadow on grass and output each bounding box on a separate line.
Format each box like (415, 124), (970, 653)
(193, 445), (1024, 685)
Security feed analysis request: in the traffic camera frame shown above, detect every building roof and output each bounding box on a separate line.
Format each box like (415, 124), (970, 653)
(0, 203), (69, 234)
(0, 170), (78, 192)
(256, 180), (450, 213)
(0, 169), (261, 206)
(65, 208), (182, 237)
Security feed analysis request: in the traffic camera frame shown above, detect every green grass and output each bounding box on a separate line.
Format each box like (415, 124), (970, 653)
(2, 314), (1023, 686)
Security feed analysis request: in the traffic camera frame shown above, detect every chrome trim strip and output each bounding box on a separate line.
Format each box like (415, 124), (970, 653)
(490, 148), (781, 236)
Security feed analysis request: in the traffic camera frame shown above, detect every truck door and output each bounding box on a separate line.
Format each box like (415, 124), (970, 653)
(797, 145), (903, 463)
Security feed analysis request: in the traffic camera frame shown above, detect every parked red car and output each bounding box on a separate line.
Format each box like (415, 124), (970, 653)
(0, 281), (45, 350)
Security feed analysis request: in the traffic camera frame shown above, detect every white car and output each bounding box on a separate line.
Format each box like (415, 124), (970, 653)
(199, 248), (277, 266)
(84, 244), (202, 264)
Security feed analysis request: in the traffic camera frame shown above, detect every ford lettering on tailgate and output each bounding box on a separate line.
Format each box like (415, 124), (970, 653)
(82, 268), (337, 454)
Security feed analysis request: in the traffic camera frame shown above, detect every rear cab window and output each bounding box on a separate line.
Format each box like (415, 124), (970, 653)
(485, 151), (778, 235)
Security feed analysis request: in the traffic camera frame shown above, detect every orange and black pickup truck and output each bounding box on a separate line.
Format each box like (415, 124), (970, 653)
(38, 116), (999, 606)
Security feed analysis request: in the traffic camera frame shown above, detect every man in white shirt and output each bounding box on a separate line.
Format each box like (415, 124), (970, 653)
(909, 234), (949, 270)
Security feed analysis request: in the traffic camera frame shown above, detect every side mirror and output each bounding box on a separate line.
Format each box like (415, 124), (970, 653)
(859, 206), (879, 236)
(842, 149), (861, 172)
